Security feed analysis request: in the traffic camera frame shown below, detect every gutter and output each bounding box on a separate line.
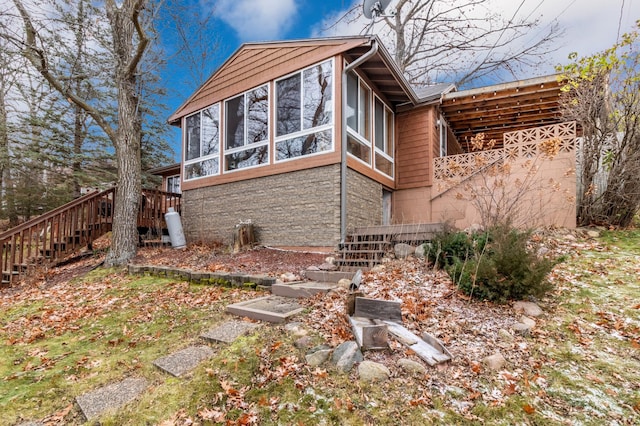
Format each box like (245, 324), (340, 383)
(340, 39), (379, 246)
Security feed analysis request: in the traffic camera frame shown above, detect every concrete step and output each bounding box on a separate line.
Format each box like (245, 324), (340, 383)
(271, 281), (338, 298)
(305, 270), (355, 283)
(226, 295), (304, 323)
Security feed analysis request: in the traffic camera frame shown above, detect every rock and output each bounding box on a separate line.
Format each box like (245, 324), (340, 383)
(325, 256), (335, 265)
(394, 243), (414, 259)
(330, 341), (363, 373)
(305, 345), (332, 367)
(564, 234), (576, 241)
(280, 272), (298, 282)
(358, 361), (390, 382)
(337, 278), (352, 289)
(482, 352), (506, 371)
(513, 301), (543, 317)
(318, 263), (337, 271)
(306, 265), (320, 271)
(294, 336), (314, 349)
(586, 230), (600, 238)
(512, 322), (532, 336)
(520, 316), (536, 328)
(397, 358), (427, 375)
(415, 243), (429, 259)
(370, 264), (386, 273)
(498, 328), (514, 342)
(284, 322), (307, 337)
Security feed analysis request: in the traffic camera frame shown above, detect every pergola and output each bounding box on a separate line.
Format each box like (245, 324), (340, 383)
(440, 75), (565, 152)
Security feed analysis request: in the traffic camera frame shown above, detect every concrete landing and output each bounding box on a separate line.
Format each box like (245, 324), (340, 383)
(226, 295), (303, 323)
(271, 281), (338, 298)
(153, 345), (215, 377)
(76, 377), (148, 421)
(200, 320), (261, 343)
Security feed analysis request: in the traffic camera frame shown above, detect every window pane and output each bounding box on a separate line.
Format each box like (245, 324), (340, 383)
(202, 104), (220, 156)
(375, 152), (393, 177)
(374, 98), (385, 151)
(247, 85), (269, 144)
(386, 108), (394, 155)
(185, 158), (218, 179)
(276, 74), (301, 137)
(225, 95), (244, 149)
(276, 129), (332, 160)
(185, 113), (200, 161)
(359, 82), (370, 139)
(167, 176), (181, 193)
(346, 71), (358, 130)
(347, 134), (371, 164)
(303, 61), (332, 130)
(225, 145), (269, 171)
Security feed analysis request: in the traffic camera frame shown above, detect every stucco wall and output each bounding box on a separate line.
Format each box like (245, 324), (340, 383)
(181, 165), (341, 247)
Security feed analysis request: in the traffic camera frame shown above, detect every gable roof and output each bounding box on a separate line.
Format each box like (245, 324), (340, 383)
(169, 36), (380, 124)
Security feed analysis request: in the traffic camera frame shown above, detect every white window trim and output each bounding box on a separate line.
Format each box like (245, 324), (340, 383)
(274, 58), (336, 163)
(183, 104), (221, 182)
(223, 83), (270, 172)
(373, 95), (394, 178)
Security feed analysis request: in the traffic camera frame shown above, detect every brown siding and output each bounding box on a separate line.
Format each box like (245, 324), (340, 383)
(170, 39), (369, 122)
(396, 105), (437, 189)
(182, 165), (342, 247)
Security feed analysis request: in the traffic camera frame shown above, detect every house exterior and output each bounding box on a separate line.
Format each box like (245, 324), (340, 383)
(168, 35), (576, 249)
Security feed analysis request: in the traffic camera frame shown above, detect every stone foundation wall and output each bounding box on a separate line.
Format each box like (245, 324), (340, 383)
(181, 165), (342, 247)
(346, 169), (382, 231)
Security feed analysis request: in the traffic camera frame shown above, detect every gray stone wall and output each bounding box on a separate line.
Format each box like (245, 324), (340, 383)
(182, 165), (342, 247)
(346, 169), (382, 231)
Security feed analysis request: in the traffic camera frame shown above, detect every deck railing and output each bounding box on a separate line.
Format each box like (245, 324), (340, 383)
(1, 187), (181, 286)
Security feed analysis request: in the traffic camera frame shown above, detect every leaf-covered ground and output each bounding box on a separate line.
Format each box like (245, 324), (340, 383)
(0, 230), (638, 425)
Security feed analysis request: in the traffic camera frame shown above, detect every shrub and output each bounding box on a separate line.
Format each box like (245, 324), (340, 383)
(427, 228), (489, 268)
(436, 226), (557, 303)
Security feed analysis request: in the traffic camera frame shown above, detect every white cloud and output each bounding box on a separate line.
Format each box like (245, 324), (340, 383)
(214, 0), (298, 41)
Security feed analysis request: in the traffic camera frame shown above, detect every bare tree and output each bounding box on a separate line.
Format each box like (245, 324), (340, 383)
(559, 22), (640, 227)
(331, 0), (562, 87)
(6, 0), (150, 265)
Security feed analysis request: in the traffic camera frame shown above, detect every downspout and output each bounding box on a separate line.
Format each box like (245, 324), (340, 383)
(340, 39), (379, 245)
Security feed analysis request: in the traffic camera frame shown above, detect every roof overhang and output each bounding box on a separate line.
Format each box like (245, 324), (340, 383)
(440, 75), (564, 151)
(343, 37), (418, 106)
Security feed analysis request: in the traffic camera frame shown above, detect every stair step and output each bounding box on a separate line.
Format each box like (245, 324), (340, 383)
(339, 249), (387, 255)
(1, 280), (10, 287)
(271, 281), (338, 298)
(305, 270), (355, 283)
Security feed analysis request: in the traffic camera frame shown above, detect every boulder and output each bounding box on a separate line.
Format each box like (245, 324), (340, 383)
(305, 345), (332, 367)
(520, 316), (536, 328)
(358, 361), (391, 382)
(397, 358), (427, 375)
(513, 301), (543, 317)
(394, 243), (414, 259)
(294, 336), (314, 349)
(284, 322), (308, 337)
(482, 351), (506, 371)
(330, 341), (363, 373)
(337, 278), (352, 289)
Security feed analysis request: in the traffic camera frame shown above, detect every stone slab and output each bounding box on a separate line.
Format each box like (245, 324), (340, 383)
(200, 320), (261, 343)
(153, 345), (216, 377)
(76, 377), (148, 421)
(305, 270), (354, 283)
(226, 295), (303, 323)
(271, 281), (338, 298)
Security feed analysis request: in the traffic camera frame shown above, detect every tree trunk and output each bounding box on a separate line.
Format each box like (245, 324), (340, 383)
(104, 0), (143, 266)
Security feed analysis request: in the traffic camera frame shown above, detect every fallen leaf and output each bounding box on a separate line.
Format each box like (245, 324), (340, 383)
(523, 404), (536, 414)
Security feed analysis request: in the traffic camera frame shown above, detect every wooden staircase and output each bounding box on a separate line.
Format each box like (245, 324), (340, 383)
(335, 223), (444, 271)
(0, 188), (181, 287)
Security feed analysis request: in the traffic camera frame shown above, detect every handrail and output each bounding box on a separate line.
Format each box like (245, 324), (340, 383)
(0, 188), (116, 240)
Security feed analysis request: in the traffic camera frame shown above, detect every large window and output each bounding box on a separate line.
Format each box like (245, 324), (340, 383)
(275, 60), (333, 161)
(184, 104), (220, 180)
(374, 97), (394, 178)
(346, 70), (395, 174)
(224, 85), (269, 171)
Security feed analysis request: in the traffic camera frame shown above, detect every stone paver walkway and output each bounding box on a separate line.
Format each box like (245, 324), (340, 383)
(200, 320), (261, 343)
(76, 377), (148, 421)
(153, 345), (216, 377)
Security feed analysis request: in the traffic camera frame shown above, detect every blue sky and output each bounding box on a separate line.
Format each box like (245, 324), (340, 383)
(161, 0), (640, 159)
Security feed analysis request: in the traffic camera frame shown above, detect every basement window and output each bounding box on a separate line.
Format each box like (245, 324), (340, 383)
(275, 60), (334, 161)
